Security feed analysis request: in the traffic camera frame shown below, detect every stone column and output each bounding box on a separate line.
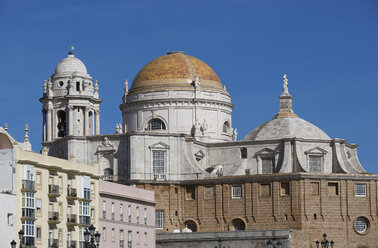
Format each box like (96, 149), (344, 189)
(42, 109), (46, 142)
(84, 107), (89, 136)
(95, 110), (100, 135)
(68, 106), (74, 136)
(47, 106), (52, 141)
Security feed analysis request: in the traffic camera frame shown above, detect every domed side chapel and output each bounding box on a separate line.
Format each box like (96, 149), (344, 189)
(41, 49), (378, 247)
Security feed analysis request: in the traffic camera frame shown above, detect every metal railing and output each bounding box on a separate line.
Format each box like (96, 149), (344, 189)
(67, 187), (77, 197)
(48, 211), (59, 221)
(49, 184), (59, 194)
(67, 240), (77, 248)
(48, 238), (59, 247)
(120, 240), (124, 248)
(67, 214), (77, 224)
(22, 180), (35, 191)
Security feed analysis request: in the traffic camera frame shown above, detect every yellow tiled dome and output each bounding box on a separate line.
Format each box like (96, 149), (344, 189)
(129, 52), (226, 94)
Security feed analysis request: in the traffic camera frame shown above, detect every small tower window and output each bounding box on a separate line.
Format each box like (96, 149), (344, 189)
(76, 82), (80, 91)
(59, 81), (64, 87)
(146, 118), (166, 131)
(57, 110), (66, 137)
(223, 121), (230, 133)
(240, 148), (247, 159)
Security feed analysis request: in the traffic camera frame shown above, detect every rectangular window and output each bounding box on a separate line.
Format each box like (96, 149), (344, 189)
(280, 182), (290, 196)
(309, 156), (322, 172)
(152, 150), (165, 175)
(355, 183), (367, 197)
(128, 231), (132, 248)
(91, 208), (95, 218)
(328, 182), (339, 196)
(58, 176), (62, 188)
(102, 201), (106, 219)
(120, 204), (124, 221)
(36, 227), (41, 239)
(144, 232), (148, 245)
(260, 183), (271, 197)
(185, 186), (195, 200)
(90, 183), (94, 193)
(111, 228), (115, 241)
(128, 205), (131, 222)
(22, 192), (35, 218)
(7, 213), (13, 226)
(232, 185), (242, 199)
(136, 231), (140, 244)
(102, 227), (106, 241)
(155, 210), (163, 229)
(83, 176), (91, 200)
(144, 208), (147, 225)
(36, 172), (41, 185)
(311, 182), (320, 196)
(204, 186), (215, 199)
(262, 158), (274, 174)
(111, 202), (115, 220)
(36, 199), (41, 211)
(136, 206), (139, 223)
(240, 148), (247, 159)
(120, 229), (124, 248)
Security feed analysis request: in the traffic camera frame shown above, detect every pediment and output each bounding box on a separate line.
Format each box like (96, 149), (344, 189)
(254, 148), (279, 157)
(304, 146), (328, 155)
(149, 141), (170, 150)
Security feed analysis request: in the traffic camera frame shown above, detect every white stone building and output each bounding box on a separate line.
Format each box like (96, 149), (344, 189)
(42, 49), (365, 183)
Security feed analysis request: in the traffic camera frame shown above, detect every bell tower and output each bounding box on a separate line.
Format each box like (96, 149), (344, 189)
(40, 47), (102, 144)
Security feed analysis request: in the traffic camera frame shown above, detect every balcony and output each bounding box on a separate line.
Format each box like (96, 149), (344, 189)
(128, 240), (132, 248)
(48, 184), (60, 197)
(67, 240), (77, 248)
(48, 211), (60, 224)
(79, 215), (90, 226)
(67, 214), (77, 226)
(79, 190), (91, 201)
(154, 174), (166, 180)
(120, 240), (124, 248)
(67, 187), (77, 200)
(24, 237), (35, 246)
(48, 238), (59, 247)
(22, 208), (35, 220)
(21, 180), (36, 192)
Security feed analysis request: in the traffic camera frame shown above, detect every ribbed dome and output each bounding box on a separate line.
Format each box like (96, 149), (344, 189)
(243, 116), (330, 141)
(55, 54), (87, 75)
(129, 52), (226, 94)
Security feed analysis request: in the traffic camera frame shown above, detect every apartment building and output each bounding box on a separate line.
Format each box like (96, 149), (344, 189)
(99, 180), (155, 248)
(0, 127), (99, 248)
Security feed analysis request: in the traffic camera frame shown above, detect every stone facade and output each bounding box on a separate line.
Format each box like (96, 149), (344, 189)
(138, 174), (378, 247)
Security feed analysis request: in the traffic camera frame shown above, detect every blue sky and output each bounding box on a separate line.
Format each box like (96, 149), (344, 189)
(0, 0), (377, 173)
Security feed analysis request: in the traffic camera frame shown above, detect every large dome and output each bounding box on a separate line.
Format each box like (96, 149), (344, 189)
(129, 51), (226, 94)
(243, 116), (330, 141)
(54, 54), (87, 75)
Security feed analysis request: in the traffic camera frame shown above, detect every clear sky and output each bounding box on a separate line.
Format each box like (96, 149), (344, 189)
(0, 0), (377, 173)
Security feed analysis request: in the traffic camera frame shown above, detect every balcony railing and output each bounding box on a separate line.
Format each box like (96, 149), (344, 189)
(22, 180), (35, 191)
(67, 214), (77, 225)
(48, 184), (60, 197)
(22, 208), (35, 219)
(67, 240), (77, 248)
(79, 215), (90, 225)
(48, 238), (59, 247)
(120, 240), (124, 248)
(102, 211), (106, 219)
(128, 240), (132, 248)
(48, 211), (60, 224)
(67, 187), (77, 198)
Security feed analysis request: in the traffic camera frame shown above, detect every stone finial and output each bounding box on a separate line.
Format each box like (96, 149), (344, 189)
(4, 123), (8, 131)
(274, 74), (297, 119)
(192, 74), (201, 89)
(232, 128), (238, 141)
(41, 146), (48, 155)
(124, 79), (129, 93)
(94, 80), (99, 99)
(43, 80), (47, 93)
(24, 124), (29, 142)
(283, 73), (289, 94)
(47, 78), (53, 97)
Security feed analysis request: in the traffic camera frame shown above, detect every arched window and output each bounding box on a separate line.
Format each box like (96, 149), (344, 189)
(57, 110), (66, 137)
(184, 220), (197, 232)
(223, 121), (230, 133)
(146, 118), (166, 131)
(232, 218), (245, 231)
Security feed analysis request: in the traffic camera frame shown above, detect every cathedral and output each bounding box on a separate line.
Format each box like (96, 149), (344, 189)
(41, 49), (377, 247)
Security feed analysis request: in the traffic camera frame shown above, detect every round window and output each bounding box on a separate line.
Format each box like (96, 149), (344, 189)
(59, 81), (64, 87)
(232, 218), (245, 231)
(354, 217), (369, 234)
